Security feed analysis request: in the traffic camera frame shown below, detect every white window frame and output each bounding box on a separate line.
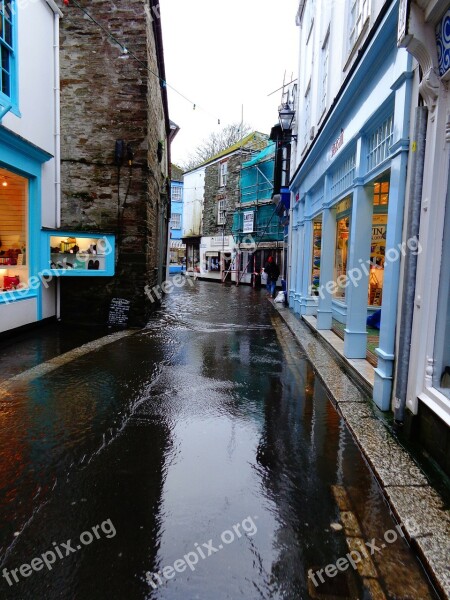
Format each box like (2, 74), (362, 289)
(170, 213), (181, 229)
(217, 199), (226, 225)
(349, 0), (370, 51)
(219, 161), (228, 188)
(303, 82), (311, 149)
(319, 30), (330, 118)
(171, 186), (182, 201)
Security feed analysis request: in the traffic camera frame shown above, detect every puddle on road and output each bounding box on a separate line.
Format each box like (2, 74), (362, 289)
(0, 281), (439, 599)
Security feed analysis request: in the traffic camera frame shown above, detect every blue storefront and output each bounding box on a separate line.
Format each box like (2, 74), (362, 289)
(289, 0), (413, 411)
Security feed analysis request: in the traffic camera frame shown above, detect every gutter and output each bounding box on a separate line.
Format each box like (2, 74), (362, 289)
(289, 0), (395, 187)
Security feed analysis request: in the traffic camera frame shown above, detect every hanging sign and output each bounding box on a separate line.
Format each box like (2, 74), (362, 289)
(243, 211), (254, 233)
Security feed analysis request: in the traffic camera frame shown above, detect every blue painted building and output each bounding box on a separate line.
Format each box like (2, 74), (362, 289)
(169, 165), (185, 273)
(289, 0), (414, 411)
(232, 142), (284, 284)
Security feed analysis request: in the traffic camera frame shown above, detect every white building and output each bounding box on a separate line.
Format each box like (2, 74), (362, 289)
(0, 0), (62, 334)
(182, 166), (205, 274)
(288, 0), (415, 407)
(287, 0), (450, 476)
(396, 0), (450, 474)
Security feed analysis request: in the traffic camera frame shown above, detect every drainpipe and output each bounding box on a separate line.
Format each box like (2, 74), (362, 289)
(394, 106), (428, 424)
(52, 9), (61, 319)
(53, 11), (61, 229)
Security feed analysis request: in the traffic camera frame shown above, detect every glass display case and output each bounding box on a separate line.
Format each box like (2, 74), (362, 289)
(40, 230), (115, 276)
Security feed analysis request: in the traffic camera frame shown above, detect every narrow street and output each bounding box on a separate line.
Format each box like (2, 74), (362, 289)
(0, 280), (438, 600)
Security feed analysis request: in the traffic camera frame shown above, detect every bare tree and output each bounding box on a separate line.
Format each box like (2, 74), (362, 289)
(182, 122), (251, 171)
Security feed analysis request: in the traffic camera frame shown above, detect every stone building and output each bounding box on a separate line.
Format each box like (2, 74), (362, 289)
(58, 0), (171, 326)
(187, 132), (268, 282)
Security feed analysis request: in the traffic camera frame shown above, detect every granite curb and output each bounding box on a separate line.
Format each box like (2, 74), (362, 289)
(272, 302), (450, 599)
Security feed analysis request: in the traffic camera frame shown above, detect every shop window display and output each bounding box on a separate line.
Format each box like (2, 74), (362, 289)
(0, 169), (28, 292)
(368, 213), (387, 306)
(311, 217), (322, 296)
(334, 197), (351, 300)
(368, 178), (389, 306)
(49, 236), (109, 271)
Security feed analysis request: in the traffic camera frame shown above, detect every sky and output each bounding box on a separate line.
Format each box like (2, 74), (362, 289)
(160, 0), (300, 167)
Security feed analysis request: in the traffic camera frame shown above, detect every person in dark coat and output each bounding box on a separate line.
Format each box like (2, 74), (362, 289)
(264, 256), (280, 298)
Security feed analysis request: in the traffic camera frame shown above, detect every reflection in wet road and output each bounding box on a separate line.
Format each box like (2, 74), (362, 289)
(0, 281), (438, 599)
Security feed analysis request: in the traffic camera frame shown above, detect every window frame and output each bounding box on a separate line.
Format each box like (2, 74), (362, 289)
(319, 29), (330, 118)
(217, 199), (226, 225)
(303, 81), (312, 149)
(170, 212), (181, 230)
(219, 161), (228, 188)
(171, 186), (182, 201)
(348, 0), (370, 52)
(0, 0), (18, 113)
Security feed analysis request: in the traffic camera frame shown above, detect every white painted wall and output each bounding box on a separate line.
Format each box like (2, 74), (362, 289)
(3, 1), (56, 154)
(0, 298), (37, 332)
(293, 0), (389, 173)
(0, 0), (59, 331)
(182, 168), (205, 237)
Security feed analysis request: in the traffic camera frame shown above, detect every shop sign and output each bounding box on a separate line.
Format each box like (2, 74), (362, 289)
(436, 8), (450, 77)
(331, 129), (344, 157)
(243, 211), (254, 233)
(211, 236), (229, 246)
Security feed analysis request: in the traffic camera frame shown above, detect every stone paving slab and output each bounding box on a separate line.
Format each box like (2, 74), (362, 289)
(272, 303), (450, 599)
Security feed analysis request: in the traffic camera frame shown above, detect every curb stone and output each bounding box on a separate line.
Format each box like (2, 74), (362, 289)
(272, 302), (450, 600)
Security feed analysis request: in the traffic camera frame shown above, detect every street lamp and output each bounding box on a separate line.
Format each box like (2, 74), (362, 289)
(278, 103), (297, 140)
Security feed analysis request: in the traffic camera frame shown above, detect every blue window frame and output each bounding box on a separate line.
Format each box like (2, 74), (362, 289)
(0, 1), (17, 111)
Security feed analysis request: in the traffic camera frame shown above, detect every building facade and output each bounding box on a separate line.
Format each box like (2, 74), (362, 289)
(169, 164), (185, 272)
(0, 0), (61, 334)
(232, 142), (285, 285)
(397, 0), (450, 475)
(289, 0), (414, 410)
(182, 132), (269, 282)
(58, 0), (171, 326)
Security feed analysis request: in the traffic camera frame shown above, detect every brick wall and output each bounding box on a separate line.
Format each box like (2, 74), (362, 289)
(59, 0), (169, 326)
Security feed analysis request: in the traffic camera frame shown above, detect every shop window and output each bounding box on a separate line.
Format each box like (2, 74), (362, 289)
(334, 197), (351, 300)
(0, 168), (28, 293)
(311, 217), (322, 296)
(49, 236), (109, 271)
(368, 178), (389, 306)
(204, 252), (220, 272)
(368, 214), (387, 306)
(373, 181), (389, 205)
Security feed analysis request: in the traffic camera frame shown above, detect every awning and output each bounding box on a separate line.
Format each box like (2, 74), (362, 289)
(205, 251), (219, 257)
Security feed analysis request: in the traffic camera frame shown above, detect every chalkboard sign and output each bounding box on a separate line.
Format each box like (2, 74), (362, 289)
(108, 297), (131, 327)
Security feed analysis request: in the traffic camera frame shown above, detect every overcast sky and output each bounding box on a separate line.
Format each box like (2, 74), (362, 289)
(161, 0), (300, 167)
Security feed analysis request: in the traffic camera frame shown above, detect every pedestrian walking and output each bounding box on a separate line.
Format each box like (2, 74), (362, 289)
(264, 256), (280, 299)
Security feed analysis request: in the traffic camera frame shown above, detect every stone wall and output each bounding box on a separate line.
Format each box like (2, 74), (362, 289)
(203, 152), (251, 238)
(59, 0), (169, 326)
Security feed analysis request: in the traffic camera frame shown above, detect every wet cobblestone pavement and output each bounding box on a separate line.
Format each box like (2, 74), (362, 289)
(0, 280), (441, 599)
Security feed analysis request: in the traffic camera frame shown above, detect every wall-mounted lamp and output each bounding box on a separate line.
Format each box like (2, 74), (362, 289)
(278, 103), (297, 141)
